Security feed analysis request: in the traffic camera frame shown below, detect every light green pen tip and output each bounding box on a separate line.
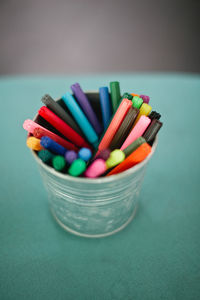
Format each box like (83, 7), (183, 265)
(106, 149), (125, 169)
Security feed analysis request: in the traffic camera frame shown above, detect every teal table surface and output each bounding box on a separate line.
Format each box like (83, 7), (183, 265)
(0, 73), (200, 300)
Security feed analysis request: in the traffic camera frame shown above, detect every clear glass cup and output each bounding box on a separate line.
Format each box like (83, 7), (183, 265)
(31, 92), (158, 238)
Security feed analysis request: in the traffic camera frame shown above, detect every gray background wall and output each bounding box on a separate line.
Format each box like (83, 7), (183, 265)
(0, 0), (199, 75)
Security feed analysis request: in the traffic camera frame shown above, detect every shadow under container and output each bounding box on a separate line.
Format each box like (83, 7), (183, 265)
(32, 92), (158, 238)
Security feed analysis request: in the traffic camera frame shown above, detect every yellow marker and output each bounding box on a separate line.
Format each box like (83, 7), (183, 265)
(26, 136), (43, 151)
(134, 103), (152, 125)
(106, 149), (125, 169)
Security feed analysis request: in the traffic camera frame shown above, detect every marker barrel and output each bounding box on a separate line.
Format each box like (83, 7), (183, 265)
(41, 94), (82, 135)
(71, 83), (102, 135)
(99, 87), (112, 130)
(38, 106), (90, 149)
(110, 81), (121, 112)
(62, 92), (99, 147)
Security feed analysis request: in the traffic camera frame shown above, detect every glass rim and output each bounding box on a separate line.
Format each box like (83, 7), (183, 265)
(30, 91), (158, 184)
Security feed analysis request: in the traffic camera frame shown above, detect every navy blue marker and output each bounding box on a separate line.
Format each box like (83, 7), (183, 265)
(40, 136), (68, 156)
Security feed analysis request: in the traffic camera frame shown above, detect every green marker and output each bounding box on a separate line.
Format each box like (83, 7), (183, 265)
(106, 149), (125, 169)
(121, 93), (133, 100)
(132, 96), (143, 109)
(110, 81), (121, 113)
(38, 149), (54, 164)
(52, 155), (66, 171)
(68, 159), (86, 177)
(123, 137), (146, 157)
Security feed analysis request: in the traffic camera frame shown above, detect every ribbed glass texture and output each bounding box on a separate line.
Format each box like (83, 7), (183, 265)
(31, 92), (158, 238)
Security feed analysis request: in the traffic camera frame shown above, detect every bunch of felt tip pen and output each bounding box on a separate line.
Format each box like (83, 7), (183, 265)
(23, 81), (163, 178)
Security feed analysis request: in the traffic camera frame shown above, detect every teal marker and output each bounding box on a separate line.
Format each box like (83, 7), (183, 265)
(62, 92), (98, 148)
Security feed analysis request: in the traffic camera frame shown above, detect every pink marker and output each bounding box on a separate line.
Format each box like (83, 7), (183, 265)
(23, 119), (78, 151)
(120, 115), (151, 150)
(84, 159), (107, 178)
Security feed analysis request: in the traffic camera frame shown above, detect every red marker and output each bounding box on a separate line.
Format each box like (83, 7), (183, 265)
(38, 106), (91, 149)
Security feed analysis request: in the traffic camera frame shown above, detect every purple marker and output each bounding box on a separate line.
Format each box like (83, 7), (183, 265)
(65, 150), (78, 165)
(71, 83), (102, 135)
(140, 95), (150, 104)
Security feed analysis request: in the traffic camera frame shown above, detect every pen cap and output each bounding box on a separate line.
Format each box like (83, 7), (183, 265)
(38, 149), (54, 164)
(106, 150), (125, 169)
(68, 159), (86, 177)
(40, 136), (67, 156)
(110, 81), (121, 112)
(121, 93), (133, 100)
(123, 137), (146, 157)
(133, 103), (152, 125)
(109, 107), (139, 150)
(84, 159), (107, 178)
(148, 111), (161, 120)
(121, 115), (151, 150)
(107, 143), (152, 176)
(131, 93), (140, 97)
(27, 136), (43, 151)
(140, 95), (150, 104)
(143, 119), (163, 145)
(132, 96), (143, 109)
(52, 155), (66, 172)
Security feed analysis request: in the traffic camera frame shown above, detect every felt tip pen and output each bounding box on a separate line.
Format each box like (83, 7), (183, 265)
(99, 87), (112, 130)
(140, 95), (150, 104)
(107, 143), (152, 176)
(38, 149), (54, 164)
(33, 127), (78, 151)
(52, 155), (66, 172)
(26, 136), (43, 151)
(85, 149), (125, 178)
(148, 111), (161, 120)
(23, 119), (78, 150)
(109, 107), (139, 150)
(38, 106), (90, 149)
(71, 83), (102, 135)
(40, 136), (68, 156)
(41, 94), (83, 135)
(133, 103), (152, 125)
(96, 98), (132, 156)
(68, 159), (86, 177)
(110, 81), (121, 113)
(121, 115), (151, 150)
(143, 119), (163, 145)
(62, 92), (99, 148)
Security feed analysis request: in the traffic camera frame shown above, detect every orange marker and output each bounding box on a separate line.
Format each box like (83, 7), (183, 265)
(106, 143), (151, 176)
(26, 136), (43, 151)
(131, 93), (140, 97)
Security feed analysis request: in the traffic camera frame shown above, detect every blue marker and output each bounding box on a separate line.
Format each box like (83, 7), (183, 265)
(62, 92), (99, 148)
(99, 87), (112, 129)
(78, 148), (92, 162)
(40, 136), (67, 156)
